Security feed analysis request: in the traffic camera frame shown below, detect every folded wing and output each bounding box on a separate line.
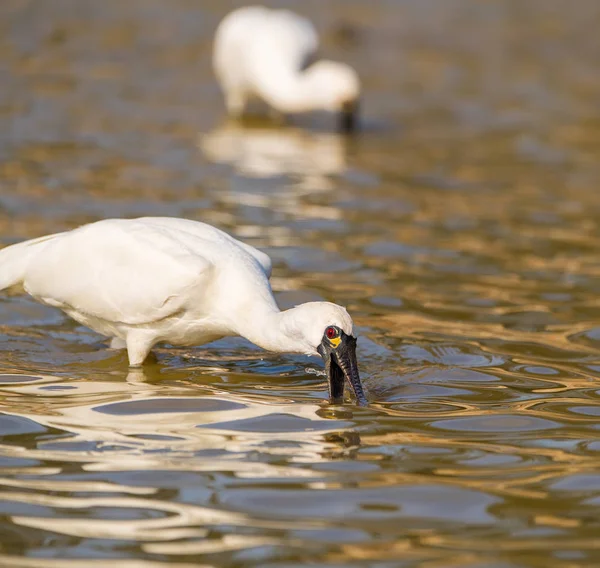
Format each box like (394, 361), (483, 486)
(22, 219), (215, 326)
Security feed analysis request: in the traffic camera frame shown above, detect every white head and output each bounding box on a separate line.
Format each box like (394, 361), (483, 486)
(301, 61), (360, 131)
(280, 301), (368, 406)
(302, 61), (359, 110)
(281, 301), (354, 355)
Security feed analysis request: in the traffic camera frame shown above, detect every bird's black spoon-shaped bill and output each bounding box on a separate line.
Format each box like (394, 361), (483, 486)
(319, 332), (368, 406)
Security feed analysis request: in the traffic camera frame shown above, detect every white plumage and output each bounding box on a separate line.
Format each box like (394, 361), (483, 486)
(0, 217), (354, 368)
(213, 6), (360, 128)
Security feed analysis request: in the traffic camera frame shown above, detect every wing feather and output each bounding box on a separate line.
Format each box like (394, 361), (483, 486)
(136, 217), (272, 279)
(23, 219), (214, 325)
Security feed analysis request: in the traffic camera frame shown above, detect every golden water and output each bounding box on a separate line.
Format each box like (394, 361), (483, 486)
(0, 1), (599, 566)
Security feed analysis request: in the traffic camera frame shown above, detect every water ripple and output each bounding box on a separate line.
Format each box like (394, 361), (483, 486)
(2, 1), (600, 565)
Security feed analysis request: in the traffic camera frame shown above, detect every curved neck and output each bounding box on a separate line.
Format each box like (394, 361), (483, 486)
(233, 303), (313, 355)
(255, 67), (322, 113)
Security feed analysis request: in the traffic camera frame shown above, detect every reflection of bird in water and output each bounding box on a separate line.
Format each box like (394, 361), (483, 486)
(213, 6), (360, 132)
(199, 122), (347, 191)
(0, 217), (367, 405)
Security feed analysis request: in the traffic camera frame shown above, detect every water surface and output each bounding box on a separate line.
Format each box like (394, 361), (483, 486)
(1, 1), (600, 566)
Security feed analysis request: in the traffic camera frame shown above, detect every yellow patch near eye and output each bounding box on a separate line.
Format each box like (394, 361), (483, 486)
(329, 336), (341, 348)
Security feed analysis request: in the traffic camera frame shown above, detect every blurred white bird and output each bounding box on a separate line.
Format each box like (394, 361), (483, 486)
(213, 6), (360, 131)
(0, 217), (367, 405)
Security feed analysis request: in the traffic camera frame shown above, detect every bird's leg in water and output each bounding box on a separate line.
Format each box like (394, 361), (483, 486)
(126, 330), (157, 367)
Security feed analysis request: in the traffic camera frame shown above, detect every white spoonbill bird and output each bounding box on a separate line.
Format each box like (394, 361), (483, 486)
(0, 217), (368, 405)
(213, 6), (360, 132)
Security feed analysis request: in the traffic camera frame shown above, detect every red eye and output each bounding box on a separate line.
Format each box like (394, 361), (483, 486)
(326, 326), (337, 339)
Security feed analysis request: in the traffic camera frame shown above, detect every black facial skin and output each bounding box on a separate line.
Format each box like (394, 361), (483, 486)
(317, 327), (368, 406)
(340, 99), (359, 133)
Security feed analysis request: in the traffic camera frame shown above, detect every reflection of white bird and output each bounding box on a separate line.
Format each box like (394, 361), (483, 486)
(213, 6), (360, 131)
(0, 217), (367, 404)
(199, 123), (346, 188)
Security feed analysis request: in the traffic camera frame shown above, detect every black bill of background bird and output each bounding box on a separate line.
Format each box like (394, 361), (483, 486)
(340, 99), (359, 133)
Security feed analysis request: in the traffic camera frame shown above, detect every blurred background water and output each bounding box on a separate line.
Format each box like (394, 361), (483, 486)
(1, 0), (600, 566)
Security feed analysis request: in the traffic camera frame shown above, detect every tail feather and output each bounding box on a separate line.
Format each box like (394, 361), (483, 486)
(0, 233), (63, 291)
